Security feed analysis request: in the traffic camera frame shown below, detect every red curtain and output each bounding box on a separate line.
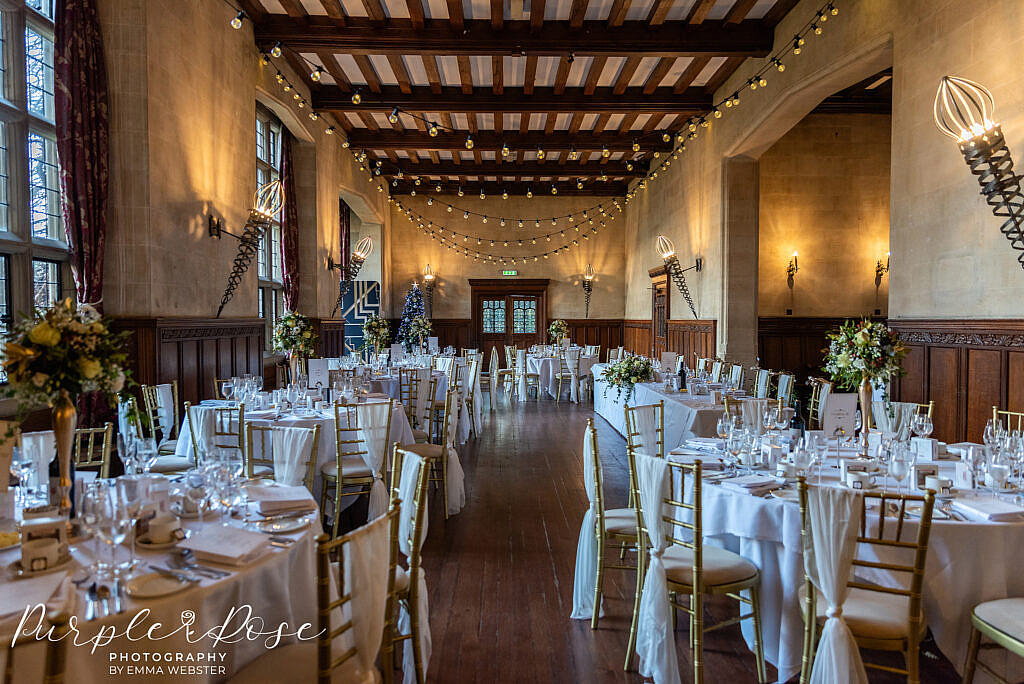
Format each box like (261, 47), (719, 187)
(280, 133), (300, 311)
(340, 199), (351, 271)
(55, 0), (109, 308)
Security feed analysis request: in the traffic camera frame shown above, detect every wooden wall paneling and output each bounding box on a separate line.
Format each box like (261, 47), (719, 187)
(564, 319), (623, 353)
(319, 320), (347, 358)
(756, 317), (853, 380)
(623, 319), (651, 356)
(926, 346), (961, 443)
(1008, 351), (1024, 414)
(966, 348), (1002, 442)
(666, 319), (717, 366)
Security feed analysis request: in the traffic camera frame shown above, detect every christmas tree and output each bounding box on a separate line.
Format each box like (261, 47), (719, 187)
(396, 283), (426, 351)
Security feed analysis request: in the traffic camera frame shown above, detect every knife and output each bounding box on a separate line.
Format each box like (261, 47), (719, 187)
(149, 565), (200, 583)
(85, 582), (98, 622)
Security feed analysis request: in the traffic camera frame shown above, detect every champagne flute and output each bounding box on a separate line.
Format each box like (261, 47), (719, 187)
(118, 475), (150, 575)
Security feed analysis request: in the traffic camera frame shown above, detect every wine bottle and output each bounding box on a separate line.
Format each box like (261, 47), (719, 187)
(789, 400), (806, 441)
(678, 361), (687, 393)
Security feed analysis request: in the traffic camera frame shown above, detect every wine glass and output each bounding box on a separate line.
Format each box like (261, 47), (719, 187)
(774, 404), (788, 433)
(984, 419), (998, 451)
(221, 381), (234, 402)
(137, 437), (159, 473)
(987, 448), (1013, 500)
(888, 445), (915, 497)
(911, 413), (933, 440)
(717, 414), (733, 441)
(82, 481), (132, 578)
(727, 428), (745, 474)
(118, 475), (150, 574)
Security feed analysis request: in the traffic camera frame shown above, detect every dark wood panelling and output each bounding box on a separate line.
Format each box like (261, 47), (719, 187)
(113, 317), (264, 406)
(622, 318), (716, 365)
(319, 319), (347, 357)
(563, 319), (623, 354)
(757, 317), (851, 381)
(890, 319), (1024, 443)
(623, 319), (651, 356)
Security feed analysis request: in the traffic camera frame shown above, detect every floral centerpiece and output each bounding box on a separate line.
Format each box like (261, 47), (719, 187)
(406, 315), (431, 351)
(823, 319), (907, 454)
(272, 311), (318, 381)
(2, 299), (131, 514)
(548, 319), (569, 345)
(601, 353), (655, 404)
(362, 314), (391, 357)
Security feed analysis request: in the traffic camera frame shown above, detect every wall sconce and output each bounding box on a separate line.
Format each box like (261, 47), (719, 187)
(328, 235), (373, 317)
(656, 234), (702, 319)
(874, 251), (890, 288)
(786, 251), (799, 289)
(581, 263), (594, 319)
(935, 76), (1024, 269)
(422, 263), (436, 317)
(215, 179), (284, 317)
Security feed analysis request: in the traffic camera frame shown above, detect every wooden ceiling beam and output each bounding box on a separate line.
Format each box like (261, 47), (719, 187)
(606, 0), (631, 27)
(686, 0), (716, 24)
(530, 0), (545, 31)
(278, 0), (308, 18)
(672, 56), (710, 93)
(445, 0), (463, 30)
(313, 84), (711, 113)
(405, 0), (424, 28)
(568, 0), (589, 29)
(382, 160), (647, 177)
(389, 179), (627, 196)
(725, 0), (759, 24)
(319, 0), (345, 21)
(344, 129), (674, 152)
(254, 17), (775, 57)
(702, 55), (745, 95)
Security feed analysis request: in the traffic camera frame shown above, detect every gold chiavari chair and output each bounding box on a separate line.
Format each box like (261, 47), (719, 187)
(403, 389), (459, 518)
(709, 359), (724, 383)
(245, 423), (321, 489)
(627, 454), (767, 682)
(399, 367), (420, 425)
(72, 422), (113, 479)
(232, 500), (401, 684)
(723, 396), (745, 420)
(753, 369), (772, 399)
(388, 445), (431, 684)
(141, 381), (180, 455)
(185, 403), (246, 468)
(584, 344), (601, 357)
(577, 419), (641, 630)
(798, 481), (936, 684)
(5, 611), (71, 683)
(624, 401), (665, 459)
(554, 347), (581, 403)
(479, 346), (498, 411)
(513, 348), (541, 401)
(213, 377), (232, 399)
(776, 372), (796, 406)
(916, 401), (934, 418)
(961, 596), (1024, 684)
(607, 346), (624, 363)
(695, 356), (710, 377)
(993, 406), (1023, 432)
(461, 348), (478, 359)
(728, 363), (744, 389)
(493, 346), (515, 400)
(464, 353), (482, 435)
(411, 375), (439, 444)
(320, 401), (392, 538)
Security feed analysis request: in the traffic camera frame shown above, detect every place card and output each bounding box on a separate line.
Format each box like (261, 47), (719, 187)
(822, 394), (857, 439)
(180, 526), (269, 566)
(307, 358), (329, 390)
(911, 463), (939, 490)
(911, 437), (941, 461)
(953, 461), (975, 490)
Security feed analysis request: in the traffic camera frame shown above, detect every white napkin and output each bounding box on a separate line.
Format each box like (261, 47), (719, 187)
(180, 526), (269, 566)
(245, 484), (317, 515)
(668, 449), (726, 470)
(0, 572), (75, 637)
(721, 475), (782, 496)
(952, 496), (1024, 522)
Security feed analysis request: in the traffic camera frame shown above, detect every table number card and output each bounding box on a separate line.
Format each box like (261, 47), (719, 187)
(822, 393), (858, 439)
(953, 461), (975, 490)
(912, 463), (939, 490)
(428, 337), (439, 353)
(307, 358), (329, 390)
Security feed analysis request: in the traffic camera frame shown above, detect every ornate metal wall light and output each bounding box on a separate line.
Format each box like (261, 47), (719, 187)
(935, 76), (1024, 269)
(874, 251), (890, 289)
(422, 263), (435, 317)
(328, 235), (373, 316)
(581, 264), (594, 318)
(655, 235), (702, 319)
(214, 180), (283, 318)
(787, 251), (799, 289)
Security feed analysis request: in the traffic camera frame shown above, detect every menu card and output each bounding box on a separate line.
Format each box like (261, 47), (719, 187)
(180, 526), (269, 566)
(822, 393), (858, 439)
(307, 359), (329, 390)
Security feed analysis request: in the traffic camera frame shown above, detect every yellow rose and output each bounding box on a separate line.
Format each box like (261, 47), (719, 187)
(78, 358), (101, 379)
(28, 322), (60, 347)
(836, 351), (851, 368)
(854, 330), (870, 345)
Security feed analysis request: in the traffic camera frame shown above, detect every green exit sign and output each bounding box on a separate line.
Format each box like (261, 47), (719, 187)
(502, 270), (518, 276)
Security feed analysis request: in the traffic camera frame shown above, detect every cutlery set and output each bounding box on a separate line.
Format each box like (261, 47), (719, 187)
(84, 580), (126, 621)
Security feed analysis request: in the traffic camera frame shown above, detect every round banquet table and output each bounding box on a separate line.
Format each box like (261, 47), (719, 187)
(526, 354), (600, 400)
(0, 501), (324, 683)
(664, 453), (1024, 684)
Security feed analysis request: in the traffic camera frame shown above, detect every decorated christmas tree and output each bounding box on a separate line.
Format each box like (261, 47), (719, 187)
(396, 283), (426, 351)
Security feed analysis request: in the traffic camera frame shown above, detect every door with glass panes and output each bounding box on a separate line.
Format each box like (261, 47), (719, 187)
(470, 279), (549, 368)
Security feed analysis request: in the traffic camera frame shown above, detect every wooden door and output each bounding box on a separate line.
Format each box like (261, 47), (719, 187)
(480, 297), (507, 365)
(652, 275), (669, 359)
(469, 278), (549, 367)
(509, 296), (541, 349)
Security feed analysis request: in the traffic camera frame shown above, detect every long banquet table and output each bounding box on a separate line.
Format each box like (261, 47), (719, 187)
(592, 363), (724, 448)
(668, 455), (1024, 683)
(526, 354), (600, 400)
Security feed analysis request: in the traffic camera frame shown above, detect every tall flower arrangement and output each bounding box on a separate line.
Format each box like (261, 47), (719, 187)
(272, 311), (318, 358)
(548, 319), (569, 344)
(2, 299), (132, 513)
(601, 353), (654, 404)
(363, 314), (391, 355)
(396, 284), (425, 351)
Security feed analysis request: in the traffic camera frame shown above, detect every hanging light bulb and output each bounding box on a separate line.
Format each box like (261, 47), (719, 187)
(309, 111), (319, 120)
(601, 145), (610, 158)
(464, 210), (470, 219)
(569, 147), (579, 160)
(713, 107), (721, 119)
(537, 146), (546, 160)
(231, 11), (245, 29)
(774, 59), (785, 72)
(662, 132), (671, 143)
(270, 42), (282, 58)
(502, 189), (509, 199)
(428, 122), (439, 137)
(341, 139), (349, 148)
(457, 186), (464, 197)
(325, 126), (336, 135)
(465, 135), (474, 150)
(632, 139), (640, 152)
(388, 107), (399, 124)
(351, 90), (362, 105)
(829, 3), (838, 15)
(479, 189), (486, 199)
(447, 204), (453, 212)
(435, 183), (442, 192)
(414, 176), (421, 186)
(501, 142), (510, 158)
(551, 185), (557, 195)
(427, 197), (433, 205)
(311, 66), (323, 82)
(526, 188), (533, 198)
(576, 179), (584, 189)
(626, 162), (633, 171)
(812, 23), (822, 34)
(759, 76), (768, 87)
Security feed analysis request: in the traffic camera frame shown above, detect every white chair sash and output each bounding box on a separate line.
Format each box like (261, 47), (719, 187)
(155, 383), (175, 442)
(413, 367), (431, 428)
(872, 401), (917, 441)
(191, 406), (216, 456)
(444, 395), (466, 516)
(516, 349), (528, 398)
(396, 452), (431, 684)
(742, 399), (767, 435)
(632, 405), (661, 458)
(271, 426), (315, 487)
(341, 511), (391, 683)
(803, 486), (868, 684)
(566, 348), (582, 403)
(357, 402), (392, 519)
(634, 452), (680, 684)
(571, 423), (602, 619)
(778, 374), (794, 403)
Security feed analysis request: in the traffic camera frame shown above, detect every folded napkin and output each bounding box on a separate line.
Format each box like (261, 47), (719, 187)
(0, 571), (75, 636)
(180, 526), (269, 566)
(668, 449), (726, 471)
(721, 475), (782, 497)
(685, 438), (725, 452)
(951, 496), (1024, 522)
(245, 484), (317, 515)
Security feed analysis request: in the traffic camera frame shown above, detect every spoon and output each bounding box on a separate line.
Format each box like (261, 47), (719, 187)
(71, 568), (91, 588)
(85, 583), (98, 622)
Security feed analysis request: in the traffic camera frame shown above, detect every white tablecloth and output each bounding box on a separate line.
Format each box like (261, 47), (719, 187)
(593, 364), (723, 449)
(526, 355), (599, 400)
(0, 506), (324, 683)
(671, 460), (1024, 683)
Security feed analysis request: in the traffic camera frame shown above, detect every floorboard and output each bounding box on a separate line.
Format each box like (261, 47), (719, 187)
(419, 400), (961, 683)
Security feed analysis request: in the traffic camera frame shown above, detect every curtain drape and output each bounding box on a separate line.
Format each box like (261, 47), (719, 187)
(280, 133), (300, 311)
(340, 200), (351, 271)
(55, 0), (109, 308)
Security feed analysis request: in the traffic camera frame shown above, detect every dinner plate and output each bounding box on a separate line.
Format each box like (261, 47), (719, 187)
(255, 516), (312, 534)
(9, 555), (72, 579)
(127, 572), (193, 598)
(134, 534), (182, 551)
(771, 488), (800, 503)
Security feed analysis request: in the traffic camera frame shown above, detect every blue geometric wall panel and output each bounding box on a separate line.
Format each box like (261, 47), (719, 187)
(342, 280), (381, 354)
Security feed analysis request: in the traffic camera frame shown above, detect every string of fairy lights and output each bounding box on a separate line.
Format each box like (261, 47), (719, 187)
(221, 0), (843, 262)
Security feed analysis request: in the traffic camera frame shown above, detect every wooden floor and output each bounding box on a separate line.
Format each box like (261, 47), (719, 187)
(420, 399), (962, 683)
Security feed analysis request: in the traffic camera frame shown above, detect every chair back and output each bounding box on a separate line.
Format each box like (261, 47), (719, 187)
(807, 378), (831, 429)
(462, 348), (479, 358)
(246, 423), (321, 490)
(399, 367), (419, 422)
(504, 345), (516, 371)
(141, 381), (179, 442)
(437, 389), (459, 448)
(334, 402), (370, 481)
(211, 404), (245, 455)
(695, 357), (709, 375)
(722, 396), (744, 419)
(213, 377), (232, 399)
(993, 406), (1023, 432)
(466, 354), (481, 402)
(6, 612), (71, 683)
(917, 401), (934, 418)
(585, 344), (600, 357)
(753, 369), (771, 398)
(728, 363), (744, 388)
(624, 401), (665, 458)
(776, 372), (795, 405)
(607, 346), (623, 363)
(73, 423), (113, 478)
(488, 347), (499, 380)
(314, 500), (401, 684)
(709, 360), (724, 383)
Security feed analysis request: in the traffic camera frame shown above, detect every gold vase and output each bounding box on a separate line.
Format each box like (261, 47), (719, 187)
(288, 354), (304, 384)
(52, 390), (77, 515)
(858, 376), (872, 457)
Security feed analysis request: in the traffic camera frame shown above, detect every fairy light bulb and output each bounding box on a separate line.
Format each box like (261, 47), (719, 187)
(526, 188), (533, 199)
(270, 42), (282, 58)
(231, 11), (244, 29)
(311, 66), (323, 82)
(428, 122), (439, 137)
(632, 139), (640, 152)
(388, 107), (399, 124)
(465, 135), (474, 150)
(351, 91), (362, 105)
(601, 146), (610, 158)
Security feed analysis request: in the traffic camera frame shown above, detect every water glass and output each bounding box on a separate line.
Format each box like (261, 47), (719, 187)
(80, 481), (133, 578)
(889, 445), (915, 496)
